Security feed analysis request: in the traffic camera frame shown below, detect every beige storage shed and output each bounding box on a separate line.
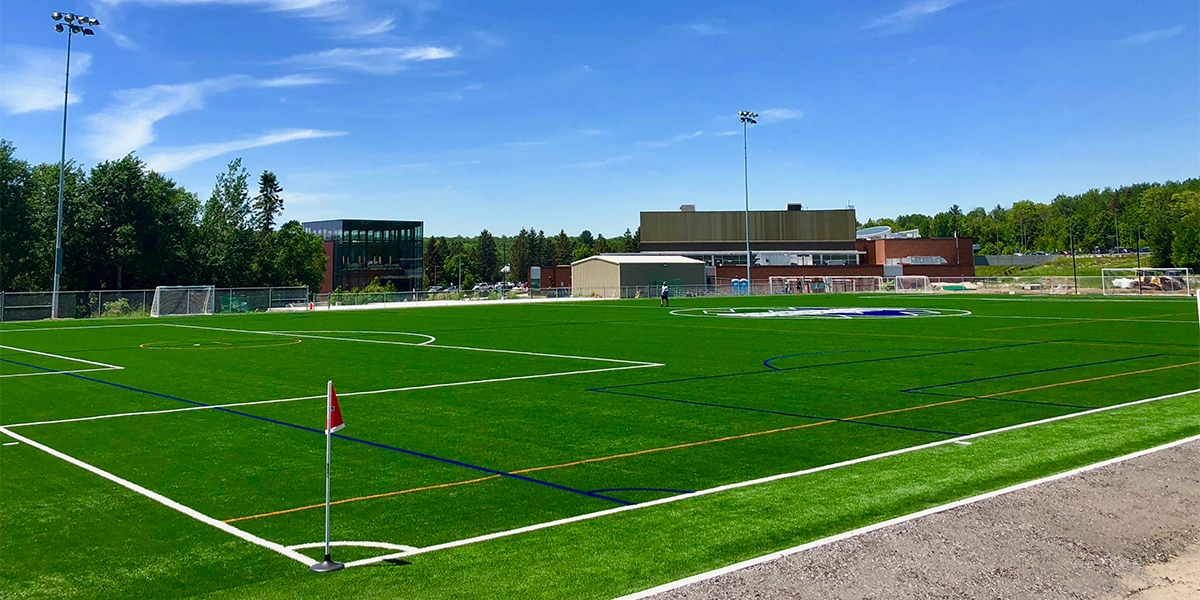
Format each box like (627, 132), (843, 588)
(570, 254), (705, 298)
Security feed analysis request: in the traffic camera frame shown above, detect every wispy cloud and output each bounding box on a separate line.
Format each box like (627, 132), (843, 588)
(567, 155), (630, 169)
(83, 74), (322, 159)
(687, 20), (729, 36)
(285, 46), (459, 74)
(1122, 25), (1185, 45)
(97, 0), (399, 36)
(143, 129), (345, 172)
(865, 0), (965, 33)
(0, 46), (91, 115)
(638, 131), (705, 148)
(757, 108), (803, 124)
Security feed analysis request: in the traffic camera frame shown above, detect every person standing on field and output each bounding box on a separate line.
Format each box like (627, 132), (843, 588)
(660, 283), (670, 307)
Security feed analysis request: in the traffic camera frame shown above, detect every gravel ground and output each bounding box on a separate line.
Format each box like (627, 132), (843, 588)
(651, 439), (1200, 600)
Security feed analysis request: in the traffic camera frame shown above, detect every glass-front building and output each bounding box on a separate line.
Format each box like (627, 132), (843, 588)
(302, 219), (423, 293)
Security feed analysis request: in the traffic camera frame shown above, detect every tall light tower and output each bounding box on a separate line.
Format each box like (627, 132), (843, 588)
(738, 111), (758, 283)
(50, 11), (99, 319)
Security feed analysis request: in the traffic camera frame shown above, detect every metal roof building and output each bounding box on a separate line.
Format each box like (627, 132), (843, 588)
(571, 254), (705, 298)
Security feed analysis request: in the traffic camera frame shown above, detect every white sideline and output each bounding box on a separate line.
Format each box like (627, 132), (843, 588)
(287, 541), (418, 552)
(342, 387), (1200, 569)
(0, 426), (316, 567)
(4, 363), (663, 429)
(613, 431), (1200, 600)
(0, 344), (124, 378)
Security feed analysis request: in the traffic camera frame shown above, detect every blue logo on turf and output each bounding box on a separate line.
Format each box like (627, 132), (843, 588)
(673, 307), (971, 319)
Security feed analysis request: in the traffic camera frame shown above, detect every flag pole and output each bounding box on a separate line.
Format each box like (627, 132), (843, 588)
(310, 380), (343, 573)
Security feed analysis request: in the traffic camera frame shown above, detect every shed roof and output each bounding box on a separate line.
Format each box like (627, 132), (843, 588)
(571, 253), (704, 266)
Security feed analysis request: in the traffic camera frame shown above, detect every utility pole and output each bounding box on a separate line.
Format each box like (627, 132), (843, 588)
(738, 111), (758, 283)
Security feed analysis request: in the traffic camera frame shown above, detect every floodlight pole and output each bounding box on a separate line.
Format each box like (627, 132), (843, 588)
(1069, 222), (1078, 295)
(50, 12), (98, 319)
(739, 111), (757, 284)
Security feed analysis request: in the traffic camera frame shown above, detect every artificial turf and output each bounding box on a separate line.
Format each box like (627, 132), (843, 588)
(1, 293), (1197, 598)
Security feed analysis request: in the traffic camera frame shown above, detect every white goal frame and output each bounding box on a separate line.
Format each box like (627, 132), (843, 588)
(150, 286), (216, 317)
(894, 275), (931, 293)
(1101, 268), (1192, 296)
(768, 276), (884, 294)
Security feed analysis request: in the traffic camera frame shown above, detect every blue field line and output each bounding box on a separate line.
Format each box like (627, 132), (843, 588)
(590, 487), (693, 495)
(900, 354), (1166, 393)
(0, 356), (631, 507)
(761, 349), (935, 371)
(905, 389), (1093, 409)
(591, 341), (1051, 393)
(593, 387), (966, 437)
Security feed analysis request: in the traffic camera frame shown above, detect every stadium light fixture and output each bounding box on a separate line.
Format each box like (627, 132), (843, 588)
(49, 11), (99, 319)
(738, 111), (758, 283)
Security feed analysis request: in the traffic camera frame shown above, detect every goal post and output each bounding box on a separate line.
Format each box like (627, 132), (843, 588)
(1101, 268), (1192, 296)
(150, 286), (216, 317)
(769, 276), (885, 294)
(894, 275), (931, 293)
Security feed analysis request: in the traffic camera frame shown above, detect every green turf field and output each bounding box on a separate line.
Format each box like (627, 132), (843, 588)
(2, 294), (1198, 599)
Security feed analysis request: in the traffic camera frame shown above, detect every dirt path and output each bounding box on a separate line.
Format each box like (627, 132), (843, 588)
(651, 440), (1200, 600)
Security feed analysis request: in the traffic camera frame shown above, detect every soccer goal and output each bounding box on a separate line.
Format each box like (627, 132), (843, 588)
(894, 275), (931, 293)
(150, 286), (216, 317)
(769, 276), (885, 294)
(1102, 269), (1192, 296)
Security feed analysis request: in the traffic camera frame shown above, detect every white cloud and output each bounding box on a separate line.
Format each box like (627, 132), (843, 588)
(0, 46), (91, 115)
(1122, 25), (1185, 45)
(97, 0), (400, 37)
(143, 129), (345, 172)
(567, 155), (630, 169)
(688, 21), (729, 36)
(638, 131), (705, 148)
(757, 108), (803, 124)
(865, 0), (965, 33)
(82, 74), (322, 159)
(285, 46), (459, 74)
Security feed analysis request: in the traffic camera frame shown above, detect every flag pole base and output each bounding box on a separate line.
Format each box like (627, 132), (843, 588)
(309, 555), (344, 573)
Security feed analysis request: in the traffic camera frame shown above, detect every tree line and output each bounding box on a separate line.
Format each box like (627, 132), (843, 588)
(862, 178), (1200, 270)
(1, 140), (326, 293)
(424, 227), (640, 288)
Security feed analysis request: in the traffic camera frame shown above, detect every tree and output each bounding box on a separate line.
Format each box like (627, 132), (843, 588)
(553, 230), (573, 265)
(1140, 188), (1177, 268)
(475, 229), (498, 282)
(1170, 191), (1200, 270)
(578, 229), (594, 248)
(593, 234), (611, 254)
(268, 220), (327, 290)
(620, 228), (637, 253)
(425, 237), (444, 287)
(572, 241), (594, 261)
(507, 229), (531, 282)
(252, 171), (283, 234)
(199, 159), (256, 286)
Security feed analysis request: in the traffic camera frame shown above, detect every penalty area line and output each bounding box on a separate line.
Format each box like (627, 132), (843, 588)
(0, 426), (315, 567)
(342, 387), (1200, 569)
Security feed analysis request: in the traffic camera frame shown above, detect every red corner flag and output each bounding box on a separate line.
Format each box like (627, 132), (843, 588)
(326, 382), (345, 434)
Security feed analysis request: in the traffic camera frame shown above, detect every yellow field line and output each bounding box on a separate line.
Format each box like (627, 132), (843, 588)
(221, 395), (980, 523)
(981, 361), (1200, 398)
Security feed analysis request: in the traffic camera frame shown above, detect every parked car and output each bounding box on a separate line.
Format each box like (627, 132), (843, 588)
(427, 285), (445, 293)
(471, 283), (491, 292)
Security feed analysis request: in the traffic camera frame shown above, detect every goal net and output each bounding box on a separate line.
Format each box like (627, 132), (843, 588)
(769, 276), (884, 294)
(894, 275), (931, 293)
(150, 286), (216, 317)
(1102, 269), (1192, 296)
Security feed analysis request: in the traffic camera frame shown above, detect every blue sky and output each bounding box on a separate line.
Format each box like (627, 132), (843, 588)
(2, 1), (1196, 237)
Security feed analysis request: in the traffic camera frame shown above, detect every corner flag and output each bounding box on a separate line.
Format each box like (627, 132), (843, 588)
(311, 380), (345, 573)
(326, 384), (345, 434)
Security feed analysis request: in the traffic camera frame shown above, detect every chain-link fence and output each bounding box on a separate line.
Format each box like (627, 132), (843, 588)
(0, 286), (309, 322)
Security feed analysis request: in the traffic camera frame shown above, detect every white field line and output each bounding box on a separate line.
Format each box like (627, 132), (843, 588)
(0, 344), (124, 369)
(287, 541), (418, 552)
(0, 426), (316, 567)
(613, 431), (1200, 600)
(167, 323), (659, 366)
(343, 387), (1200, 568)
(0, 367), (123, 379)
(271, 330), (437, 345)
(3, 363), (664, 429)
(0, 323), (162, 333)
